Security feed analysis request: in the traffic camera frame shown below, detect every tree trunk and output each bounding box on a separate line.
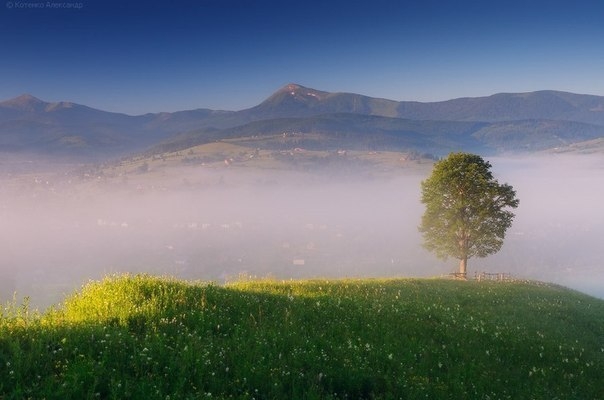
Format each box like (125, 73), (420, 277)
(456, 226), (469, 279)
(458, 257), (468, 279)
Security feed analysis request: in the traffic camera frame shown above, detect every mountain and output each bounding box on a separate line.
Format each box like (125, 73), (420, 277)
(244, 84), (604, 125)
(154, 84), (604, 154)
(0, 94), (144, 157)
(0, 95), (237, 158)
(1, 84), (604, 159)
(395, 91), (604, 125)
(246, 83), (401, 118)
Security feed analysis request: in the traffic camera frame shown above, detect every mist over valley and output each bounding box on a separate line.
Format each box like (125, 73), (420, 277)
(1, 85), (603, 308)
(1, 149), (602, 309)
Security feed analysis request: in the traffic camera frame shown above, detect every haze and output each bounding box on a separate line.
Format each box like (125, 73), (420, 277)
(0, 154), (602, 309)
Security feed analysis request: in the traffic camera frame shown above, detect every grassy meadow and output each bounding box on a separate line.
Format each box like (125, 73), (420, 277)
(1, 275), (603, 399)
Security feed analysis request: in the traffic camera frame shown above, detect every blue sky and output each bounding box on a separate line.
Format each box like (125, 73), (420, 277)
(1, 0), (603, 115)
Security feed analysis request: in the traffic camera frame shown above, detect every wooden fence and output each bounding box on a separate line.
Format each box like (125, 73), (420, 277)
(474, 272), (514, 281)
(446, 272), (514, 281)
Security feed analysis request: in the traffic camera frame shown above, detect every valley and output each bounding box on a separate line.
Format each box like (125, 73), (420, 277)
(1, 84), (603, 308)
(1, 146), (603, 309)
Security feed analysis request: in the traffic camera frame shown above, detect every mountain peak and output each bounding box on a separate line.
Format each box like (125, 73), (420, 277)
(18, 93), (41, 100)
(9, 93), (45, 103)
(1, 94), (89, 114)
(275, 83), (326, 96)
(1, 93), (47, 111)
(278, 83), (305, 93)
(265, 83), (329, 104)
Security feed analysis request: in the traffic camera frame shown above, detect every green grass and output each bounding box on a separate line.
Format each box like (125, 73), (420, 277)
(1, 274), (603, 399)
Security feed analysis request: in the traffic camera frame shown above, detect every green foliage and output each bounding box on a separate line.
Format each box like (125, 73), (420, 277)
(419, 152), (519, 272)
(1, 274), (603, 399)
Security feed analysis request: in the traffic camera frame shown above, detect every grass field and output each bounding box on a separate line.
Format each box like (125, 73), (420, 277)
(1, 274), (603, 399)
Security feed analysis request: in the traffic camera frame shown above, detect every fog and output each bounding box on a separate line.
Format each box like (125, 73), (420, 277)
(487, 155), (604, 298)
(1, 154), (603, 309)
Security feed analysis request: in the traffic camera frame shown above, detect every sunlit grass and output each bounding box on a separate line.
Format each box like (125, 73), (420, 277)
(1, 274), (603, 399)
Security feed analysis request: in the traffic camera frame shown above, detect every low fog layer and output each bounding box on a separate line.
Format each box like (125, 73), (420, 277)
(488, 155), (604, 298)
(1, 154), (602, 309)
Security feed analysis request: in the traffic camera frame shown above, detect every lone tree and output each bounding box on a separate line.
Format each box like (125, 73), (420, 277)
(419, 152), (519, 277)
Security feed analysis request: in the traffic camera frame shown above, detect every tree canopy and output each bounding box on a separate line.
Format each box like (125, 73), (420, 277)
(419, 152), (519, 276)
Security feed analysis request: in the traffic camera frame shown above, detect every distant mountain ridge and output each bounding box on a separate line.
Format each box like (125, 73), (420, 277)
(247, 84), (402, 118)
(0, 94), (229, 158)
(247, 84), (604, 125)
(395, 90), (604, 125)
(1, 84), (604, 159)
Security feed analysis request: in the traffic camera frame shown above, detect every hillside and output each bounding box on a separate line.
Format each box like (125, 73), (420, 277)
(154, 114), (604, 156)
(2, 85), (604, 159)
(1, 275), (603, 399)
(544, 137), (604, 155)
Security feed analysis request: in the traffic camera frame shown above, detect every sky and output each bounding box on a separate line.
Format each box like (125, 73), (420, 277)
(1, 0), (604, 115)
